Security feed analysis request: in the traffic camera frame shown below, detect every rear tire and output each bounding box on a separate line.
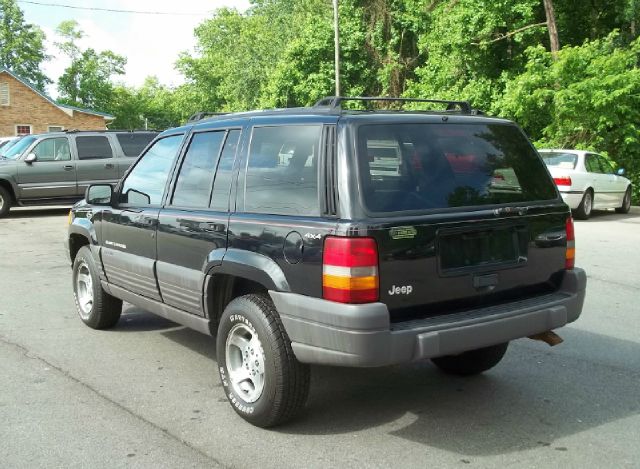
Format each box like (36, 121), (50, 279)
(0, 185), (12, 218)
(216, 294), (310, 427)
(431, 342), (509, 376)
(615, 187), (632, 214)
(573, 189), (593, 220)
(72, 246), (122, 329)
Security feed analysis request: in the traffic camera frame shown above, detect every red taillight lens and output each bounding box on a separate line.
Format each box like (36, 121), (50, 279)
(554, 176), (572, 187)
(323, 237), (379, 303)
(565, 217), (575, 269)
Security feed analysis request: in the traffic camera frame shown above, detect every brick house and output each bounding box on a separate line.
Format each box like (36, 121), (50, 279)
(0, 67), (114, 137)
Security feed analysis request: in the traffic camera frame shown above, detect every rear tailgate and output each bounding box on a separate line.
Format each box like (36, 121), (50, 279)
(353, 119), (568, 319)
(371, 207), (568, 317)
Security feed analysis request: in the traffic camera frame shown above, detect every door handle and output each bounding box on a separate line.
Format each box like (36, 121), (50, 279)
(63, 165), (74, 171)
(104, 163), (114, 169)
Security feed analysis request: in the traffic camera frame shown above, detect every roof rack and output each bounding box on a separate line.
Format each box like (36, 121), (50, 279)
(187, 111), (229, 123)
(62, 129), (160, 133)
(313, 96), (473, 114)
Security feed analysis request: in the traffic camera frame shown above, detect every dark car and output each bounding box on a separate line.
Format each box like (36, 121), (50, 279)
(66, 97), (586, 427)
(0, 130), (158, 217)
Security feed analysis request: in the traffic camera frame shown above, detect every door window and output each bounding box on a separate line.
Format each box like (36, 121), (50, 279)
(32, 138), (71, 162)
(120, 135), (183, 206)
(211, 130), (240, 211)
(76, 136), (114, 160)
(245, 125), (321, 216)
(596, 155), (615, 175)
(585, 154), (602, 173)
(116, 133), (157, 157)
(171, 131), (225, 208)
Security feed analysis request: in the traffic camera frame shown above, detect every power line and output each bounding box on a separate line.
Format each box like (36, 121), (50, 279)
(16, 1), (208, 16)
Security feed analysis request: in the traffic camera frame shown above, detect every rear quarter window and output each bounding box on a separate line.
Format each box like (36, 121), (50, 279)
(357, 123), (557, 215)
(244, 125), (322, 216)
(116, 133), (157, 157)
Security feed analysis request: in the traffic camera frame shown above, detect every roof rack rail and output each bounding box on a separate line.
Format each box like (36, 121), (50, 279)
(313, 96), (472, 114)
(62, 128), (160, 133)
(187, 111), (229, 123)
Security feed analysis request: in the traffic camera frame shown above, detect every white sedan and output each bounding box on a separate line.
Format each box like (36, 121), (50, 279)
(539, 149), (632, 219)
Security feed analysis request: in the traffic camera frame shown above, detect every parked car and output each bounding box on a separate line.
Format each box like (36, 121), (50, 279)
(0, 136), (18, 149)
(0, 130), (158, 217)
(67, 97), (586, 427)
(539, 149), (632, 219)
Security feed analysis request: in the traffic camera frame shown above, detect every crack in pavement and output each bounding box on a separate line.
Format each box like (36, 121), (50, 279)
(0, 333), (229, 469)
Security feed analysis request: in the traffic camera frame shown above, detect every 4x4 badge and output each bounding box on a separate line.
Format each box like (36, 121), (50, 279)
(390, 226), (417, 240)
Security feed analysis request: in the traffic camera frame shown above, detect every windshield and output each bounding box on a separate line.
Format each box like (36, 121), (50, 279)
(2, 136), (35, 160)
(540, 151), (578, 170)
(357, 123), (557, 215)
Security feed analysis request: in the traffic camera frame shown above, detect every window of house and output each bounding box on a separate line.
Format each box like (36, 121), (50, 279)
(16, 125), (32, 136)
(0, 82), (9, 105)
(48, 126), (64, 132)
(76, 136), (114, 159)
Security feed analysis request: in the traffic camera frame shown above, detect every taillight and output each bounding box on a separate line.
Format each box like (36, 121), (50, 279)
(323, 237), (379, 303)
(554, 176), (572, 187)
(565, 217), (575, 269)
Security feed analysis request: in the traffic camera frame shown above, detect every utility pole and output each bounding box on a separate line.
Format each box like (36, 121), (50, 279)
(333, 0), (341, 96)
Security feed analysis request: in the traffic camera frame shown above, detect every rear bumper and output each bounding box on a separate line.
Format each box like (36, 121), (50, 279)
(270, 268), (587, 367)
(559, 191), (584, 209)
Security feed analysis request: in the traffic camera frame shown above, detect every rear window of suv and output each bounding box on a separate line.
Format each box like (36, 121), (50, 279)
(116, 133), (157, 157)
(357, 123), (557, 214)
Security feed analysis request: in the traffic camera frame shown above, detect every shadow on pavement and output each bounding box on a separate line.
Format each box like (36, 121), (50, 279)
(277, 329), (640, 456)
(113, 307), (640, 457)
(577, 208), (640, 223)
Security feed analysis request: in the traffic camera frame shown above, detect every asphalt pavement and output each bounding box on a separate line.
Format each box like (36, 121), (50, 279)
(1, 206), (639, 468)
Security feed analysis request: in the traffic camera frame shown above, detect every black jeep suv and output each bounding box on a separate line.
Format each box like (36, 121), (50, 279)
(66, 97), (586, 427)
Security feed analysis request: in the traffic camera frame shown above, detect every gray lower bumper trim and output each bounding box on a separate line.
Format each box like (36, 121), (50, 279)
(270, 268), (587, 367)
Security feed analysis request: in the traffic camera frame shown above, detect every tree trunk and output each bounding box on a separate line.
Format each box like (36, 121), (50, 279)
(543, 0), (560, 57)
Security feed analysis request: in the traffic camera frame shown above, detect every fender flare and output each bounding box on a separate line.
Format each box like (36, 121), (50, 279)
(205, 248), (291, 292)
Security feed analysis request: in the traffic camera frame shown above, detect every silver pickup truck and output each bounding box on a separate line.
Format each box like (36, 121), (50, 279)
(0, 130), (157, 217)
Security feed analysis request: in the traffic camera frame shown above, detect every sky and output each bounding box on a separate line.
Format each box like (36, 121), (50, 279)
(18, 0), (251, 97)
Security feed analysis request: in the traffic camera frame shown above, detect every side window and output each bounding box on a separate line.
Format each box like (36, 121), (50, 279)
(32, 138), (71, 162)
(245, 125), (321, 216)
(76, 136), (114, 160)
(585, 154), (601, 173)
(120, 135), (183, 206)
(597, 155), (615, 174)
(171, 131), (225, 208)
(116, 133), (157, 157)
(210, 130), (240, 211)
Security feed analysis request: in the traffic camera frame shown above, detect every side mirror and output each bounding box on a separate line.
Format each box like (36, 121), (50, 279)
(86, 184), (113, 206)
(617, 168), (625, 176)
(24, 153), (37, 164)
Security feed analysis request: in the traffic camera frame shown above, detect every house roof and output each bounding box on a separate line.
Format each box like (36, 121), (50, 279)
(0, 67), (115, 121)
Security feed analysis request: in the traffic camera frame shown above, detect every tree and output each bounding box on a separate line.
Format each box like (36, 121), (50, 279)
(55, 20), (126, 109)
(0, 0), (50, 89)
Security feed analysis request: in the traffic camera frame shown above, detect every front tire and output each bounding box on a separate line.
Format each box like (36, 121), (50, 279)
(616, 187), (632, 214)
(573, 189), (593, 220)
(431, 342), (509, 376)
(72, 246), (122, 329)
(216, 294), (310, 427)
(0, 185), (12, 218)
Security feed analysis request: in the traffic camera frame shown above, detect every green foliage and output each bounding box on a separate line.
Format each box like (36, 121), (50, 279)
(56, 20), (126, 110)
(0, 0), (50, 89)
(499, 32), (640, 201)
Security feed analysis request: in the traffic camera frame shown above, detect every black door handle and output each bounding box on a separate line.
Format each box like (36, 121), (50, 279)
(63, 165), (74, 171)
(104, 163), (114, 169)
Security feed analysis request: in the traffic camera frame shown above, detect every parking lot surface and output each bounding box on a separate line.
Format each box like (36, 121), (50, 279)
(1, 207), (639, 468)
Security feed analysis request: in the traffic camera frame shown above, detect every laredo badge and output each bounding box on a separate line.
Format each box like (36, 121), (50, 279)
(389, 226), (417, 240)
